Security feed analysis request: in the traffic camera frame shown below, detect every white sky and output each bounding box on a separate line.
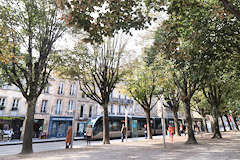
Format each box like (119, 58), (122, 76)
(55, 10), (168, 60)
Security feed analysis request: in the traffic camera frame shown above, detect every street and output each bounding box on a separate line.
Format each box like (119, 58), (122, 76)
(0, 136), (150, 156)
(1, 132), (240, 160)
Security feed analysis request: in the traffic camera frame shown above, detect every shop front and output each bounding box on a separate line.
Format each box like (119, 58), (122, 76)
(33, 119), (44, 138)
(0, 116), (24, 139)
(48, 116), (73, 138)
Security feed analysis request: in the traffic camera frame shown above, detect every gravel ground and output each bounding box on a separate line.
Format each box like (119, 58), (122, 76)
(1, 131), (240, 160)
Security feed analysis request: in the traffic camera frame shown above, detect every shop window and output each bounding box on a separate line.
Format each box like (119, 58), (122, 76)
(56, 99), (62, 114)
(57, 82), (64, 95)
(69, 84), (75, 96)
(12, 98), (20, 111)
(0, 97), (6, 110)
(41, 100), (48, 113)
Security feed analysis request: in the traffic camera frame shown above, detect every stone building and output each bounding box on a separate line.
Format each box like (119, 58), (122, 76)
(0, 77), (138, 138)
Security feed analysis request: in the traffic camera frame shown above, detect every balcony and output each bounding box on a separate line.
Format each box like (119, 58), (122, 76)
(0, 106), (5, 111)
(79, 114), (88, 120)
(55, 111), (62, 115)
(109, 98), (134, 105)
(66, 110), (73, 115)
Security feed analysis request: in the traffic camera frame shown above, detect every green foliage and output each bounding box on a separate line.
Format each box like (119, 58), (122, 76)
(124, 56), (163, 111)
(0, 0), (66, 99)
(57, 0), (165, 43)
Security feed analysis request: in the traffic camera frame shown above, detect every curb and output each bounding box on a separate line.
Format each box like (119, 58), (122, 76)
(0, 137), (85, 146)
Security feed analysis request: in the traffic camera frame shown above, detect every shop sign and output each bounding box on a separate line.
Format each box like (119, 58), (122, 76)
(51, 117), (73, 121)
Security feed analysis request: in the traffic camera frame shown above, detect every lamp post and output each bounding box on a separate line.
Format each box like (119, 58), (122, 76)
(161, 105), (166, 148)
(125, 105), (128, 142)
(71, 80), (79, 148)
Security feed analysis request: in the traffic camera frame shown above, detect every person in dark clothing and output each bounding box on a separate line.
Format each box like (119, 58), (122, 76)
(121, 124), (126, 142)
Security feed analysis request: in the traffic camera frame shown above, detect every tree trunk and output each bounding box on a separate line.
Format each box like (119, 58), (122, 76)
(233, 116), (239, 131)
(220, 116), (226, 132)
(202, 117), (208, 133)
(173, 110), (180, 136)
(21, 98), (37, 154)
(145, 110), (152, 139)
(102, 103), (110, 144)
(225, 114), (232, 130)
(183, 100), (197, 144)
(211, 104), (222, 139)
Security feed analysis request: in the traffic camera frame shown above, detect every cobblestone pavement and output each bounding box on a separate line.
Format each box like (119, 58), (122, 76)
(1, 132), (240, 160)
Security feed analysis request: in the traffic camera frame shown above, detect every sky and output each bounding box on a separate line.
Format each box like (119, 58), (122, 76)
(55, 10), (168, 61)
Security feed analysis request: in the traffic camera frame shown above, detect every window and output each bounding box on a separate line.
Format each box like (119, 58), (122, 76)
(1, 85), (8, 89)
(89, 106), (92, 118)
(68, 100), (74, 111)
(118, 105), (121, 114)
(56, 99), (62, 114)
(43, 86), (49, 94)
(110, 92), (113, 99)
(57, 82), (64, 95)
(0, 98), (6, 110)
(96, 105), (98, 115)
(69, 84), (75, 96)
(41, 100), (48, 113)
(12, 99), (20, 111)
(130, 106), (133, 115)
(80, 105), (84, 117)
(110, 104), (114, 114)
(81, 93), (86, 98)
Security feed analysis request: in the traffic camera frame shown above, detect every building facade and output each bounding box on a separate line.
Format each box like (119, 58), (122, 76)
(0, 77), (140, 138)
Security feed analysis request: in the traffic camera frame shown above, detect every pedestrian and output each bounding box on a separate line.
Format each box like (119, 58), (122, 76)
(194, 123), (199, 135)
(86, 125), (93, 145)
(8, 128), (14, 141)
(0, 129), (3, 141)
(179, 123), (183, 136)
(168, 124), (174, 143)
(121, 124), (126, 142)
(144, 124), (147, 139)
(65, 126), (72, 149)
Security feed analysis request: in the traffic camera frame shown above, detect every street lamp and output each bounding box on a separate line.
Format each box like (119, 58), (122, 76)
(71, 80), (79, 148)
(125, 105), (128, 142)
(161, 105), (166, 148)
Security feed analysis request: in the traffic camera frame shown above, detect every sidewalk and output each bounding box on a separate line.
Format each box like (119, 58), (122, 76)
(1, 132), (240, 160)
(0, 137), (84, 146)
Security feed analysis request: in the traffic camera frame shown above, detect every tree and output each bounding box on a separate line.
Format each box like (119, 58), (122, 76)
(124, 59), (162, 139)
(164, 0), (240, 140)
(0, 0), (66, 153)
(162, 90), (181, 136)
(191, 92), (211, 133)
(219, 0), (240, 20)
(58, 37), (126, 144)
(153, 22), (203, 144)
(56, 0), (160, 43)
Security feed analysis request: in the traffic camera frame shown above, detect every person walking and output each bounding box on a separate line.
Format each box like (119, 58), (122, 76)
(86, 125), (93, 145)
(121, 124), (126, 142)
(65, 126), (72, 149)
(144, 124), (147, 139)
(8, 128), (14, 141)
(168, 124), (174, 143)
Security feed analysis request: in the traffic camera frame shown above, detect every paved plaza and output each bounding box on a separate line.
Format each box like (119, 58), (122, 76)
(1, 132), (240, 160)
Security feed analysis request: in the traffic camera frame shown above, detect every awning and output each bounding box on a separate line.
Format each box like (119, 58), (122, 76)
(0, 116), (25, 120)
